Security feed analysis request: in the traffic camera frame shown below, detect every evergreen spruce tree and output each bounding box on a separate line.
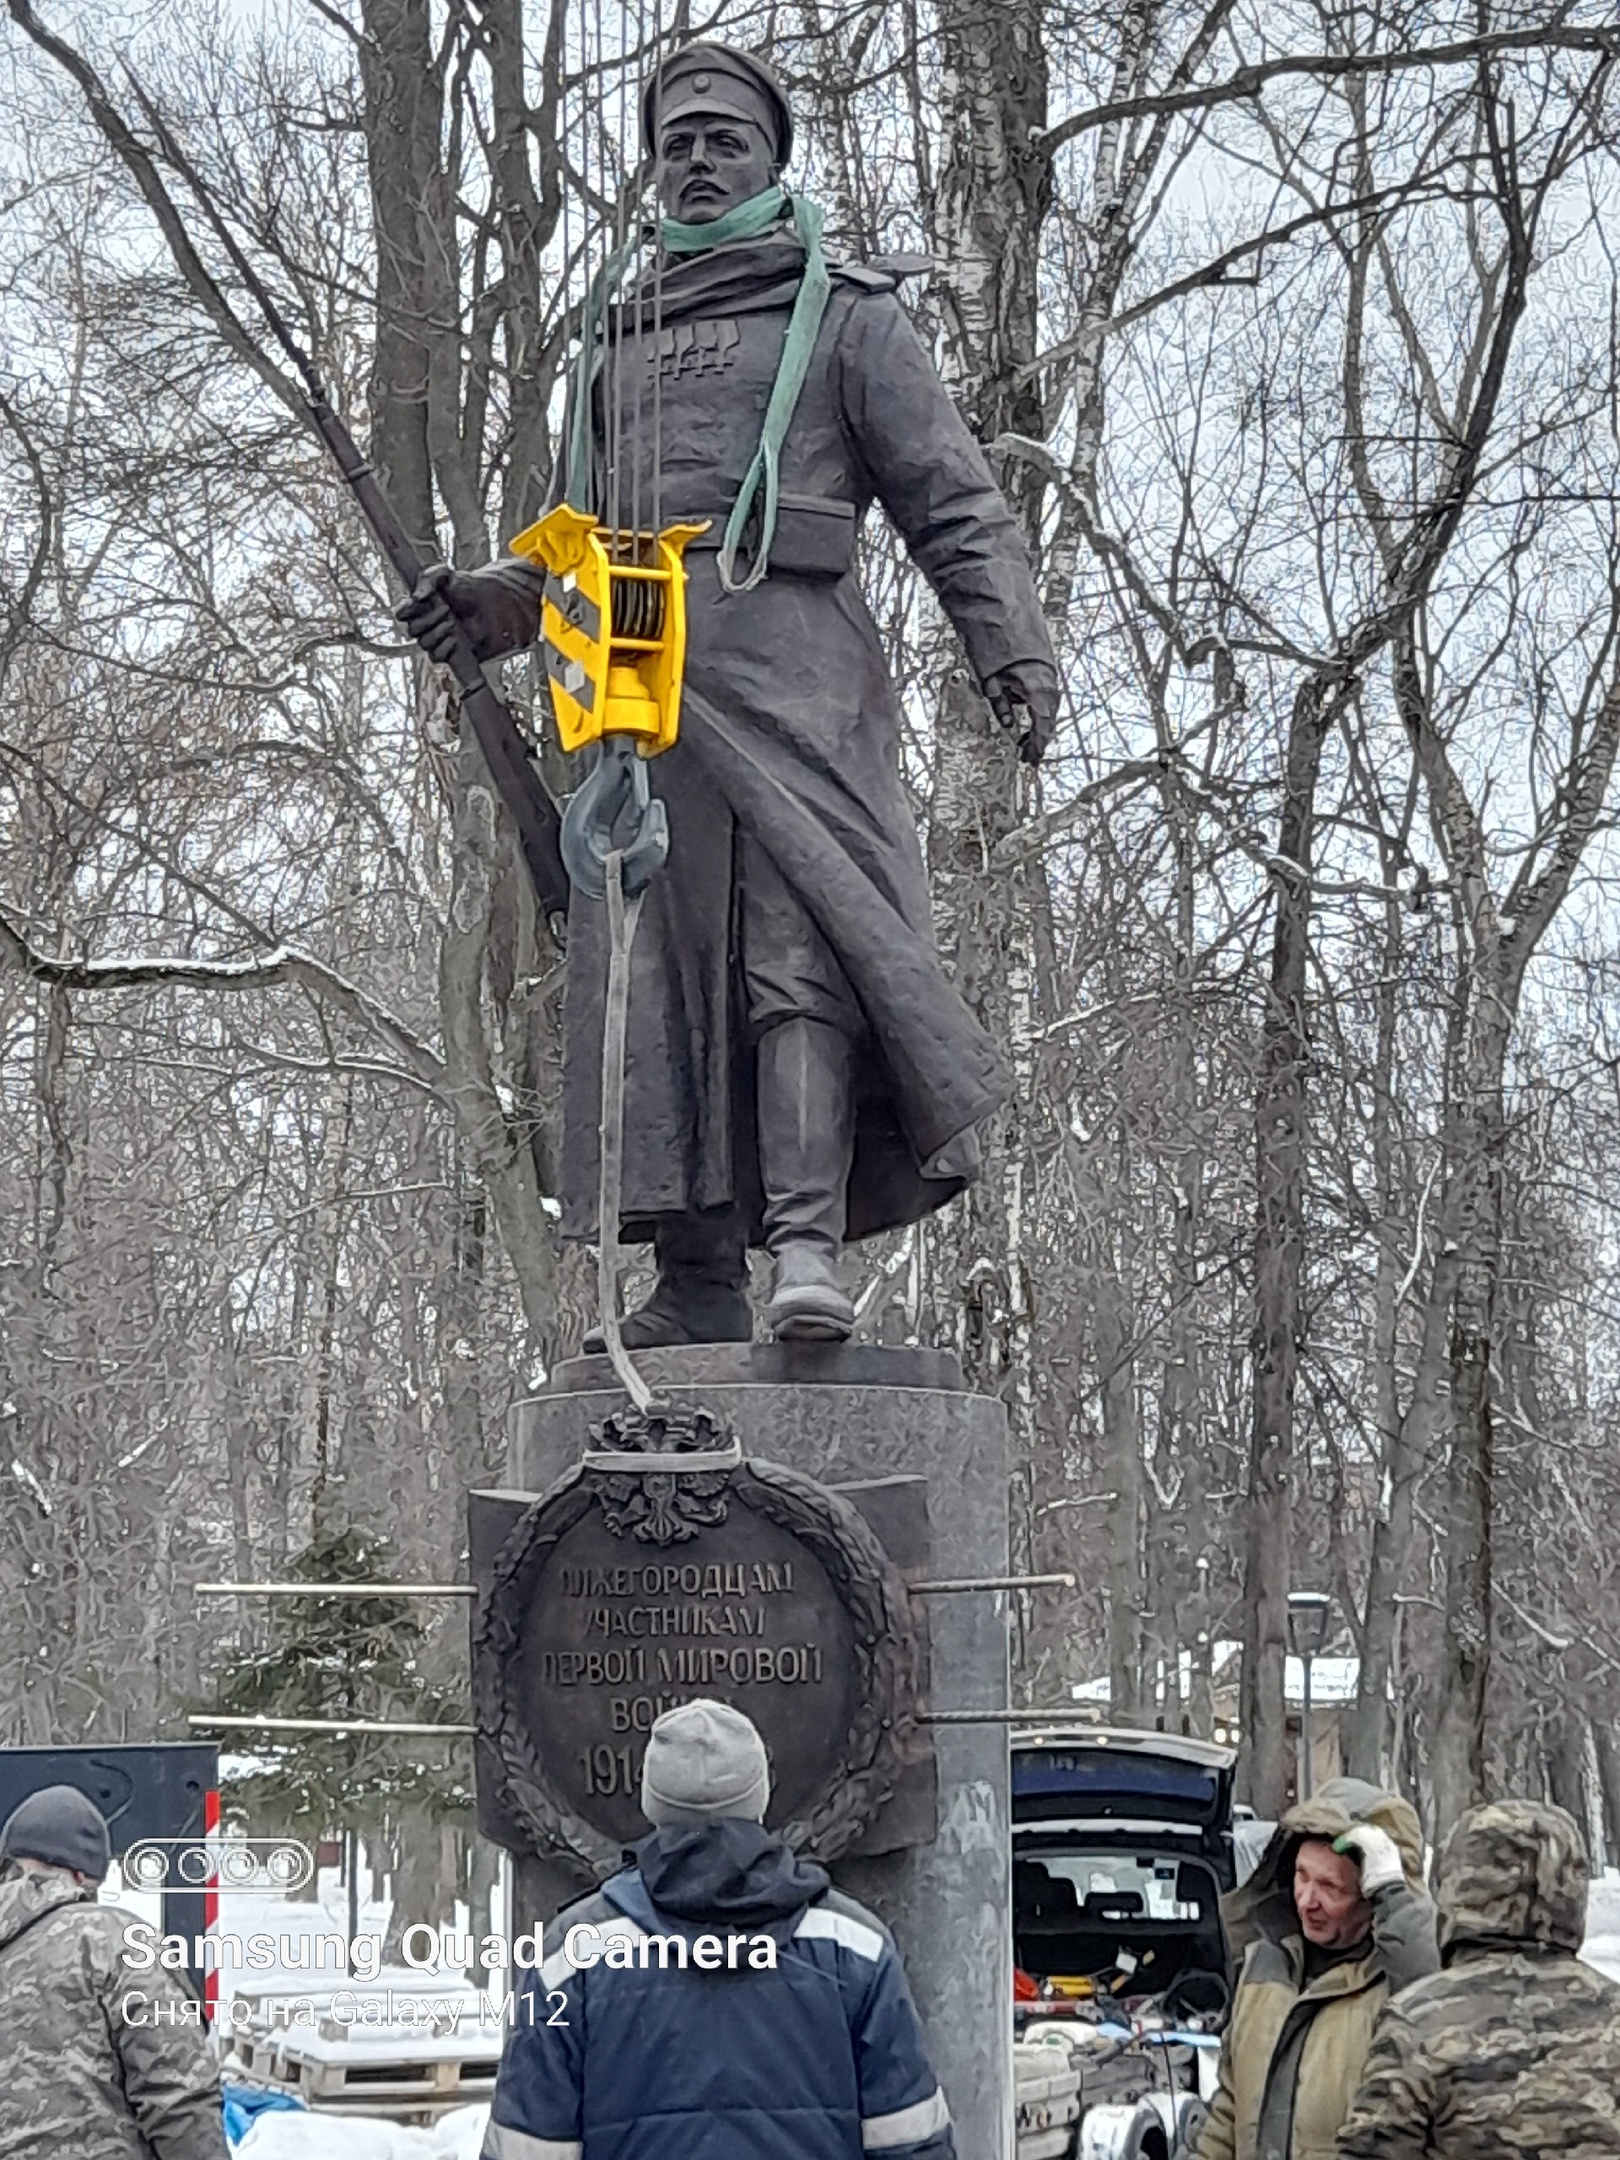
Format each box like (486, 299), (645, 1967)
(203, 1527), (471, 1846)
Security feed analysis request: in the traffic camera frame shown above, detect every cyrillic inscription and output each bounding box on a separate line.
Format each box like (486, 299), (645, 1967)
(521, 1502), (858, 1842)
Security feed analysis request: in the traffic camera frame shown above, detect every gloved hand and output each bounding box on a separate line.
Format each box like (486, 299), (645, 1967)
(396, 562), (538, 667)
(983, 660), (1062, 767)
(1334, 1824), (1405, 1896)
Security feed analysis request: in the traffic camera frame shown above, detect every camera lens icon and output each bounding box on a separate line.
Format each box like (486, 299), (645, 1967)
(126, 1844), (171, 1891)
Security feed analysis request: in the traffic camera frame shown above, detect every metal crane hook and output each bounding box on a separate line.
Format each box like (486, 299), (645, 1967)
(560, 736), (670, 900)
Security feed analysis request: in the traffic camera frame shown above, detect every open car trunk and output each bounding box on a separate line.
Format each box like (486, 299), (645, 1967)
(1012, 1729), (1237, 2024)
(1013, 1841), (1227, 2014)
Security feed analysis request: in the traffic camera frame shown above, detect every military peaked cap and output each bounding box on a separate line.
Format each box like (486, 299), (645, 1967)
(642, 42), (794, 165)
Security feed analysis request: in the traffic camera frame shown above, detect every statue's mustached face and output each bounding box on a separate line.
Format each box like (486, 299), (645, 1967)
(657, 116), (777, 225)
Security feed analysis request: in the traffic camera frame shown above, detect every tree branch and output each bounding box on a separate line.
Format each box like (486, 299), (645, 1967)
(0, 911), (445, 1089)
(1041, 22), (1619, 153)
(0, 385), (53, 688)
(1021, 177), (1474, 389)
(4, 0), (305, 421)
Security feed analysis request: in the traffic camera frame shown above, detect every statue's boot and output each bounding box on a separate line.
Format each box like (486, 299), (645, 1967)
(758, 1017), (857, 1343)
(583, 1215), (751, 1352)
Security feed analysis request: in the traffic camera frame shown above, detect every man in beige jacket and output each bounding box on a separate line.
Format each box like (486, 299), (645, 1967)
(1196, 1777), (1438, 2160)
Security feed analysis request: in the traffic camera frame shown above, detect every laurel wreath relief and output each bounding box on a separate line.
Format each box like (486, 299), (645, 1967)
(473, 1405), (924, 1868)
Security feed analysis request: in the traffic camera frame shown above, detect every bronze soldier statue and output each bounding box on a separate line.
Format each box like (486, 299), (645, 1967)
(404, 42), (1059, 1348)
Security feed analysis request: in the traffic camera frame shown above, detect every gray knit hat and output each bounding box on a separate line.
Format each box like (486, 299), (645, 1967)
(641, 1699), (771, 1826)
(0, 1784), (113, 1882)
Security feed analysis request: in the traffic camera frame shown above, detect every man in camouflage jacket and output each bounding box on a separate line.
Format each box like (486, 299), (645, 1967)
(1337, 1797), (1620, 2157)
(0, 1785), (226, 2160)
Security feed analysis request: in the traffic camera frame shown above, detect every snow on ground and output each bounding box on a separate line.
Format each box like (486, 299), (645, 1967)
(213, 1865), (404, 2012)
(1583, 1869), (1620, 1983)
(236, 2103), (488, 2158)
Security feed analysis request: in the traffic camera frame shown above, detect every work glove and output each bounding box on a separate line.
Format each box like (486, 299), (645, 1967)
(1333, 1824), (1405, 1896)
(983, 660), (1062, 767)
(396, 562), (539, 667)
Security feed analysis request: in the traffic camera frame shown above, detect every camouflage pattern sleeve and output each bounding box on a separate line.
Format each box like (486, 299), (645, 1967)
(101, 1935), (228, 2160)
(1335, 2001), (1435, 2160)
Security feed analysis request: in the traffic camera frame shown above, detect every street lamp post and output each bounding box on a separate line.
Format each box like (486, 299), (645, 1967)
(1286, 1590), (1333, 1801)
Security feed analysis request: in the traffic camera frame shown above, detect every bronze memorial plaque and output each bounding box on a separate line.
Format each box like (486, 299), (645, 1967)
(475, 1406), (921, 1868)
(524, 1503), (858, 1840)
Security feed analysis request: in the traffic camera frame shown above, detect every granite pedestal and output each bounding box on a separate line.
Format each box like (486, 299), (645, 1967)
(508, 1342), (1012, 2160)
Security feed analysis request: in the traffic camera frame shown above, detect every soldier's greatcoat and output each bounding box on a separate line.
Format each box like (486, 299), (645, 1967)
(0, 1868), (224, 2159)
(1337, 1800), (1620, 2159)
(504, 228), (1056, 1243)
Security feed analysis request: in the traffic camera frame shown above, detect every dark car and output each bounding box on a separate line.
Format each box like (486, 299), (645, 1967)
(1012, 1726), (1236, 2027)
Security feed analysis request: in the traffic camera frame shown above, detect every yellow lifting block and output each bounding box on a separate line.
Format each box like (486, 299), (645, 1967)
(510, 504), (709, 757)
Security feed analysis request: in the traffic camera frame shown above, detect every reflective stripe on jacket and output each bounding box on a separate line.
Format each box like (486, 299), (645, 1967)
(482, 1870), (953, 2160)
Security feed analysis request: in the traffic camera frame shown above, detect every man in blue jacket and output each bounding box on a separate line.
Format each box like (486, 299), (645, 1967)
(482, 1699), (954, 2160)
